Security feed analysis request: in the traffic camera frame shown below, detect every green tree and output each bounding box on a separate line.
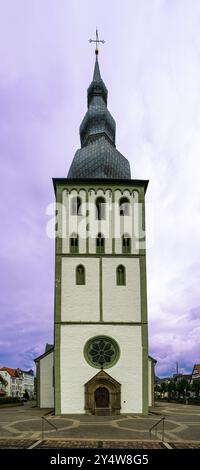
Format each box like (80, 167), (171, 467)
(176, 379), (190, 398)
(191, 379), (200, 397)
(160, 382), (167, 398)
(167, 381), (176, 401)
(0, 377), (8, 387)
(154, 384), (160, 399)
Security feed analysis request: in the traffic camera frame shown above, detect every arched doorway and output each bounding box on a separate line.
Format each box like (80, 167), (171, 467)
(85, 370), (121, 415)
(95, 387), (109, 408)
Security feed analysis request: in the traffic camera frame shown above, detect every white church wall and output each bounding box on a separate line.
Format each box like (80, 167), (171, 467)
(113, 189), (140, 255)
(148, 358), (154, 407)
(62, 189), (87, 254)
(102, 257), (141, 322)
(60, 187), (142, 256)
(40, 352), (54, 408)
(88, 188), (112, 254)
(60, 324), (143, 414)
(61, 257), (99, 322)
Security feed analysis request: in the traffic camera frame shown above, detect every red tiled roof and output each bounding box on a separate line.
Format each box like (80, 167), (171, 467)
(0, 367), (19, 377)
(193, 364), (200, 374)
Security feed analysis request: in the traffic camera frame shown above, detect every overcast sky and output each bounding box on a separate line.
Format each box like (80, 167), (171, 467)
(0, 0), (199, 377)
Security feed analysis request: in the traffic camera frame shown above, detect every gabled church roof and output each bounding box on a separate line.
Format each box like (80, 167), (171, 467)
(67, 55), (131, 180)
(34, 345), (54, 363)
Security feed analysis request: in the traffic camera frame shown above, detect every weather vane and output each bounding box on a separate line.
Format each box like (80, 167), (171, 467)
(89, 28), (105, 55)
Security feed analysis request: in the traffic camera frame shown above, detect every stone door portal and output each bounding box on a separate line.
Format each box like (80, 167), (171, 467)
(84, 370), (121, 415)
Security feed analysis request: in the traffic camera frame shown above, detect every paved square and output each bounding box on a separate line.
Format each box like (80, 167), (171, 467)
(0, 401), (199, 448)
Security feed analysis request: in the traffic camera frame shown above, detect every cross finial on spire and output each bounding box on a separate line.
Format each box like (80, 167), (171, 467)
(89, 28), (105, 55)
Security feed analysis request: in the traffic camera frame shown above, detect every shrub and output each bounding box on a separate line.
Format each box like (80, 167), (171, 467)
(0, 396), (21, 404)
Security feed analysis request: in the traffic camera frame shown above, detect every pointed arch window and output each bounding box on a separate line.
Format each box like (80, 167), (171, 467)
(116, 265), (126, 286)
(96, 197), (106, 220)
(119, 197), (130, 216)
(122, 233), (131, 254)
(76, 265), (85, 285)
(71, 196), (82, 215)
(96, 232), (105, 254)
(70, 233), (79, 253)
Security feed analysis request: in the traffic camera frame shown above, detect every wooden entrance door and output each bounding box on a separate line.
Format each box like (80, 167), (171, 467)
(95, 387), (109, 408)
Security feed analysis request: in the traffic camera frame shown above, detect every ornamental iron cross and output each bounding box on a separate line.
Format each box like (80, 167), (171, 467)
(89, 28), (105, 54)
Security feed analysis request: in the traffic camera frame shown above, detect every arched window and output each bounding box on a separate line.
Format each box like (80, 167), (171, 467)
(96, 232), (105, 254)
(95, 197), (106, 220)
(70, 233), (79, 253)
(76, 265), (85, 285)
(119, 197), (130, 216)
(71, 196), (82, 215)
(122, 233), (131, 254)
(116, 265), (126, 285)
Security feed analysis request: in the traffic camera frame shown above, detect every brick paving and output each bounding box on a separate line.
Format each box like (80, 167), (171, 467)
(34, 439), (165, 449)
(0, 438), (200, 449)
(169, 442), (200, 449)
(0, 439), (36, 449)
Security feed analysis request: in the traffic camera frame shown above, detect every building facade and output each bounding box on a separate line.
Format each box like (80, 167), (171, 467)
(20, 369), (35, 398)
(35, 51), (155, 415)
(191, 364), (200, 382)
(0, 367), (34, 398)
(0, 373), (7, 396)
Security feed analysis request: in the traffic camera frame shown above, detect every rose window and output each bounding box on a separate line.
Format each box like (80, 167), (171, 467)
(84, 336), (120, 369)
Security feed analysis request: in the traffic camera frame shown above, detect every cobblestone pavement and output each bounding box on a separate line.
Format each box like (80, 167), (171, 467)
(0, 439), (36, 449)
(37, 440), (166, 449)
(0, 439), (200, 449)
(0, 401), (199, 448)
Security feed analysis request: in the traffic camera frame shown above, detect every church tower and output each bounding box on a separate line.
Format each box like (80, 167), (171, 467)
(35, 42), (156, 415)
(52, 47), (152, 415)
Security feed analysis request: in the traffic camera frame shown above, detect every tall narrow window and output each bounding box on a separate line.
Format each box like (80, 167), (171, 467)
(71, 196), (82, 215)
(95, 197), (106, 220)
(116, 265), (126, 285)
(76, 265), (85, 285)
(119, 197), (130, 216)
(96, 233), (105, 254)
(122, 234), (131, 254)
(70, 233), (79, 253)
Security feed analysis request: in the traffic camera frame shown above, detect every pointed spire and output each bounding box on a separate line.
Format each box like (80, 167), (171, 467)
(79, 54), (113, 147)
(67, 48), (131, 179)
(87, 55), (108, 108)
(93, 55), (101, 81)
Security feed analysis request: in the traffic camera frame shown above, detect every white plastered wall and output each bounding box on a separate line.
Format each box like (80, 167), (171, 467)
(102, 258), (141, 322)
(62, 189), (87, 254)
(148, 358), (154, 407)
(61, 257), (99, 322)
(60, 324), (143, 414)
(61, 187), (142, 255)
(40, 352), (54, 408)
